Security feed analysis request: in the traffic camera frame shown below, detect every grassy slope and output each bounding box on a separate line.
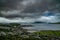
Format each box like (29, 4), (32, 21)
(34, 30), (60, 36)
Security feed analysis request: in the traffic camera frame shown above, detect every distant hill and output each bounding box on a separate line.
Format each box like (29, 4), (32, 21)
(49, 22), (60, 24)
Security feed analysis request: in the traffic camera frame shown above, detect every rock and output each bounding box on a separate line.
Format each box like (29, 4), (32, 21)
(0, 32), (6, 36)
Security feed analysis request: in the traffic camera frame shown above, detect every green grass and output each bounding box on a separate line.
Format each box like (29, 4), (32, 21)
(0, 28), (11, 32)
(34, 30), (60, 36)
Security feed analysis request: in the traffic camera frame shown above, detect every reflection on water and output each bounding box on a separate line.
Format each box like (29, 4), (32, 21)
(22, 23), (60, 30)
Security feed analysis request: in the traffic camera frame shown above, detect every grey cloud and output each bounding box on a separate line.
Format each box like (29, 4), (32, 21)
(0, 0), (60, 18)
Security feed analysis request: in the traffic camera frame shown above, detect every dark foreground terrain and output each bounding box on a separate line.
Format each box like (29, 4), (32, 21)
(0, 23), (60, 40)
(0, 31), (60, 40)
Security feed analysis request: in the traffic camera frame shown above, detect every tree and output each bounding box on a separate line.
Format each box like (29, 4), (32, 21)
(56, 0), (60, 3)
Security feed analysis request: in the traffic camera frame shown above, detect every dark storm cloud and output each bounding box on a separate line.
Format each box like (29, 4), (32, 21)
(21, 0), (58, 13)
(0, 0), (57, 11)
(0, 0), (60, 18)
(0, 0), (23, 9)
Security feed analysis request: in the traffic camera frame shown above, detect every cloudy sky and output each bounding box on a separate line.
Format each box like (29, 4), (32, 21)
(0, 0), (58, 17)
(0, 0), (60, 23)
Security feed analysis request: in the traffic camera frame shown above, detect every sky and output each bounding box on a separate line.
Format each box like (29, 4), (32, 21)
(0, 0), (58, 17)
(0, 0), (60, 23)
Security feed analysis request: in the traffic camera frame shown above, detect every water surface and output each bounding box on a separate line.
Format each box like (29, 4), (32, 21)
(22, 23), (60, 30)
